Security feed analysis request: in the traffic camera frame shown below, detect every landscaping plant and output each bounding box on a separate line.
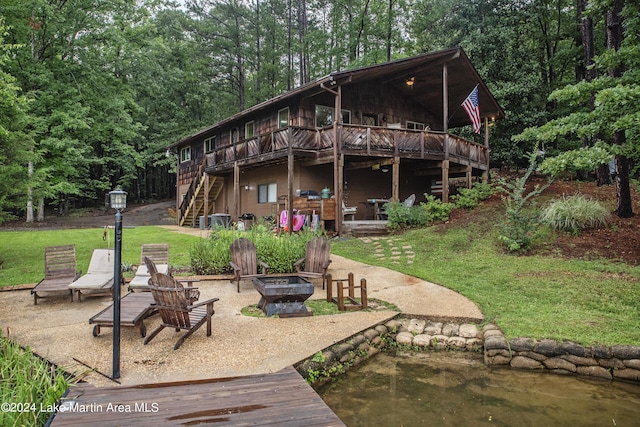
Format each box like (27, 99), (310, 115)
(496, 149), (552, 252)
(541, 194), (610, 234)
(0, 334), (70, 427)
(190, 226), (323, 274)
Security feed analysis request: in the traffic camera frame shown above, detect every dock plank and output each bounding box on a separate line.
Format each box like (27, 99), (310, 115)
(50, 366), (344, 426)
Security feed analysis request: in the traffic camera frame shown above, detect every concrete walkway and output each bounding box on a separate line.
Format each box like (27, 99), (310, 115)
(0, 253), (482, 388)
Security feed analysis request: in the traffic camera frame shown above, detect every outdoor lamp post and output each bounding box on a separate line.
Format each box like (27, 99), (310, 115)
(109, 187), (127, 380)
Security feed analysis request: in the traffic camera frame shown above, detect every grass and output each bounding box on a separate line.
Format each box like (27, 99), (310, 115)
(332, 218), (640, 347)
(0, 333), (70, 427)
(240, 298), (399, 317)
(0, 227), (202, 287)
(2, 216), (640, 347)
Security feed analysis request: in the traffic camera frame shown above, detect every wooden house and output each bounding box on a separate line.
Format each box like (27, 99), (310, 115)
(169, 47), (504, 235)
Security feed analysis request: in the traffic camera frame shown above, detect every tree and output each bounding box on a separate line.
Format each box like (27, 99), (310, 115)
(0, 17), (31, 224)
(514, 0), (638, 218)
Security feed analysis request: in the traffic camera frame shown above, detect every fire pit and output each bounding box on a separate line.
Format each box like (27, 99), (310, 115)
(253, 275), (315, 317)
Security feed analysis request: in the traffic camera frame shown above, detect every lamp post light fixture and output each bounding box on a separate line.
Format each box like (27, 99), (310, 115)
(108, 187), (127, 380)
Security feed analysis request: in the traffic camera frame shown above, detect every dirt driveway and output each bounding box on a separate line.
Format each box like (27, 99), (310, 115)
(2, 200), (178, 230)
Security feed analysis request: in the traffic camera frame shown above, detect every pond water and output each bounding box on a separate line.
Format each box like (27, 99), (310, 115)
(316, 351), (640, 426)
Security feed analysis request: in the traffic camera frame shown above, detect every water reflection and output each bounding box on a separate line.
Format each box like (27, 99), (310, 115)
(316, 351), (640, 426)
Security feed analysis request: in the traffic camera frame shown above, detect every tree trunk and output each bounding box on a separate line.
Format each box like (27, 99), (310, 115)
(615, 154), (632, 217)
(37, 197), (44, 222)
(577, 0), (596, 82)
(606, 0), (631, 217)
(297, 0), (309, 85)
(26, 160), (34, 223)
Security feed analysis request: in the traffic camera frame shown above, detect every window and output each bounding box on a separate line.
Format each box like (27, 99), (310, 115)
(231, 128), (239, 144)
(407, 121), (425, 130)
(245, 121), (255, 139)
(315, 105), (352, 127)
(180, 146), (191, 163)
(204, 136), (216, 153)
(278, 108), (289, 129)
(257, 183), (277, 204)
(362, 114), (377, 126)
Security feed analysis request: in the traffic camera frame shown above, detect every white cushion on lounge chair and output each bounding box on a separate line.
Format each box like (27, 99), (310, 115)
(69, 249), (115, 291)
(69, 273), (114, 290)
(129, 263), (169, 287)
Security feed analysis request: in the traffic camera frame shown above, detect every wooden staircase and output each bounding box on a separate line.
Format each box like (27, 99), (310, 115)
(179, 163), (224, 228)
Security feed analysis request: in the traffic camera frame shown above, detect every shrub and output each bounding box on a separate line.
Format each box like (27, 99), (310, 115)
(451, 182), (494, 210)
(541, 194), (610, 233)
(385, 201), (428, 230)
(497, 148), (553, 252)
(385, 194), (458, 230)
(190, 227), (321, 274)
(422, 194), (455, 223)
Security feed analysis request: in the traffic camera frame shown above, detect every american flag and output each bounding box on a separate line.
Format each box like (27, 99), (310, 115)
(462, 85), (481, 134)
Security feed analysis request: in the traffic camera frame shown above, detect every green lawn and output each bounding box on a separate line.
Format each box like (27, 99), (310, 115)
(2, 222), (639, 348)
(0, 227), (202, 286)
(332, 224), (640, 348)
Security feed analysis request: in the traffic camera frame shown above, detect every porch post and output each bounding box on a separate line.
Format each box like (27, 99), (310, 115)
(392, 157), (400, 202)
(203, 173), (209, 228)
(441, 160), (450, 203)
(233, 161), (240, 223)
(175, 155), (180, 226)
(483, 117), (490, 183)
(287, 130), (294, 235)
(334, 85), (342, 234)
(442, 62), (450, 201)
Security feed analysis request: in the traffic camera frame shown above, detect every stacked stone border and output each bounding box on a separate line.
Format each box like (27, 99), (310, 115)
(295, 315), (640, 386)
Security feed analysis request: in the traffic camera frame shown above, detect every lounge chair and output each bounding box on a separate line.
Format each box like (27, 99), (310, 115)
(31, 245), (81, 305)
(69, 249), (119, 302)
(128, 244), (170, 292)
(143, 275), (219, 350)
(293, 237), (332, 289)
(229, 238), (269, 292)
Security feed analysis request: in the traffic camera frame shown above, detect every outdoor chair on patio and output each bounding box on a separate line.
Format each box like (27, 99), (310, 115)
(151, 268), (200, 304)
(293, 237), (332, 289)
(342, 200), (357, 221)
(404, 194), (416, 207)
(229, 238), (269, 292)
(128, 243), (170, 292)
(69, 248), (121, 302)
(143, 276), (219, 350)
(31, 245), (81, 305)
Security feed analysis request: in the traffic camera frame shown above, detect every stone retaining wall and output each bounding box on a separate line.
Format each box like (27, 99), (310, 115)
(484, 323), (640, 382)
(296, 316), (640, 386)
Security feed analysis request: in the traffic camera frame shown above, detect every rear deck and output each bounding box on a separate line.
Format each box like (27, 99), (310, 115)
(49, 366), (344, 426)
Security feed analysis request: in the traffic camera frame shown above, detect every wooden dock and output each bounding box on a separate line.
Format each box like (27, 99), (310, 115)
(49, 366), (344, 426)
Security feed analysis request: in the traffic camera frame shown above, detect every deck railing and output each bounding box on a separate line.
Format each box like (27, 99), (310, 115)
(204, 125), (488, 171)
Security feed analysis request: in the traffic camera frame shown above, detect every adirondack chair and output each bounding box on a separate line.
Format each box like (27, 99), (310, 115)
(229, 238), (269, 292)
(129, 244), (170, 291)
(144, 277), (219, 350)
(69, 249), (117, 302)
(31, 245), (81, 305)
(151, 268), (200, 304)
(293, 237), (332, 289)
